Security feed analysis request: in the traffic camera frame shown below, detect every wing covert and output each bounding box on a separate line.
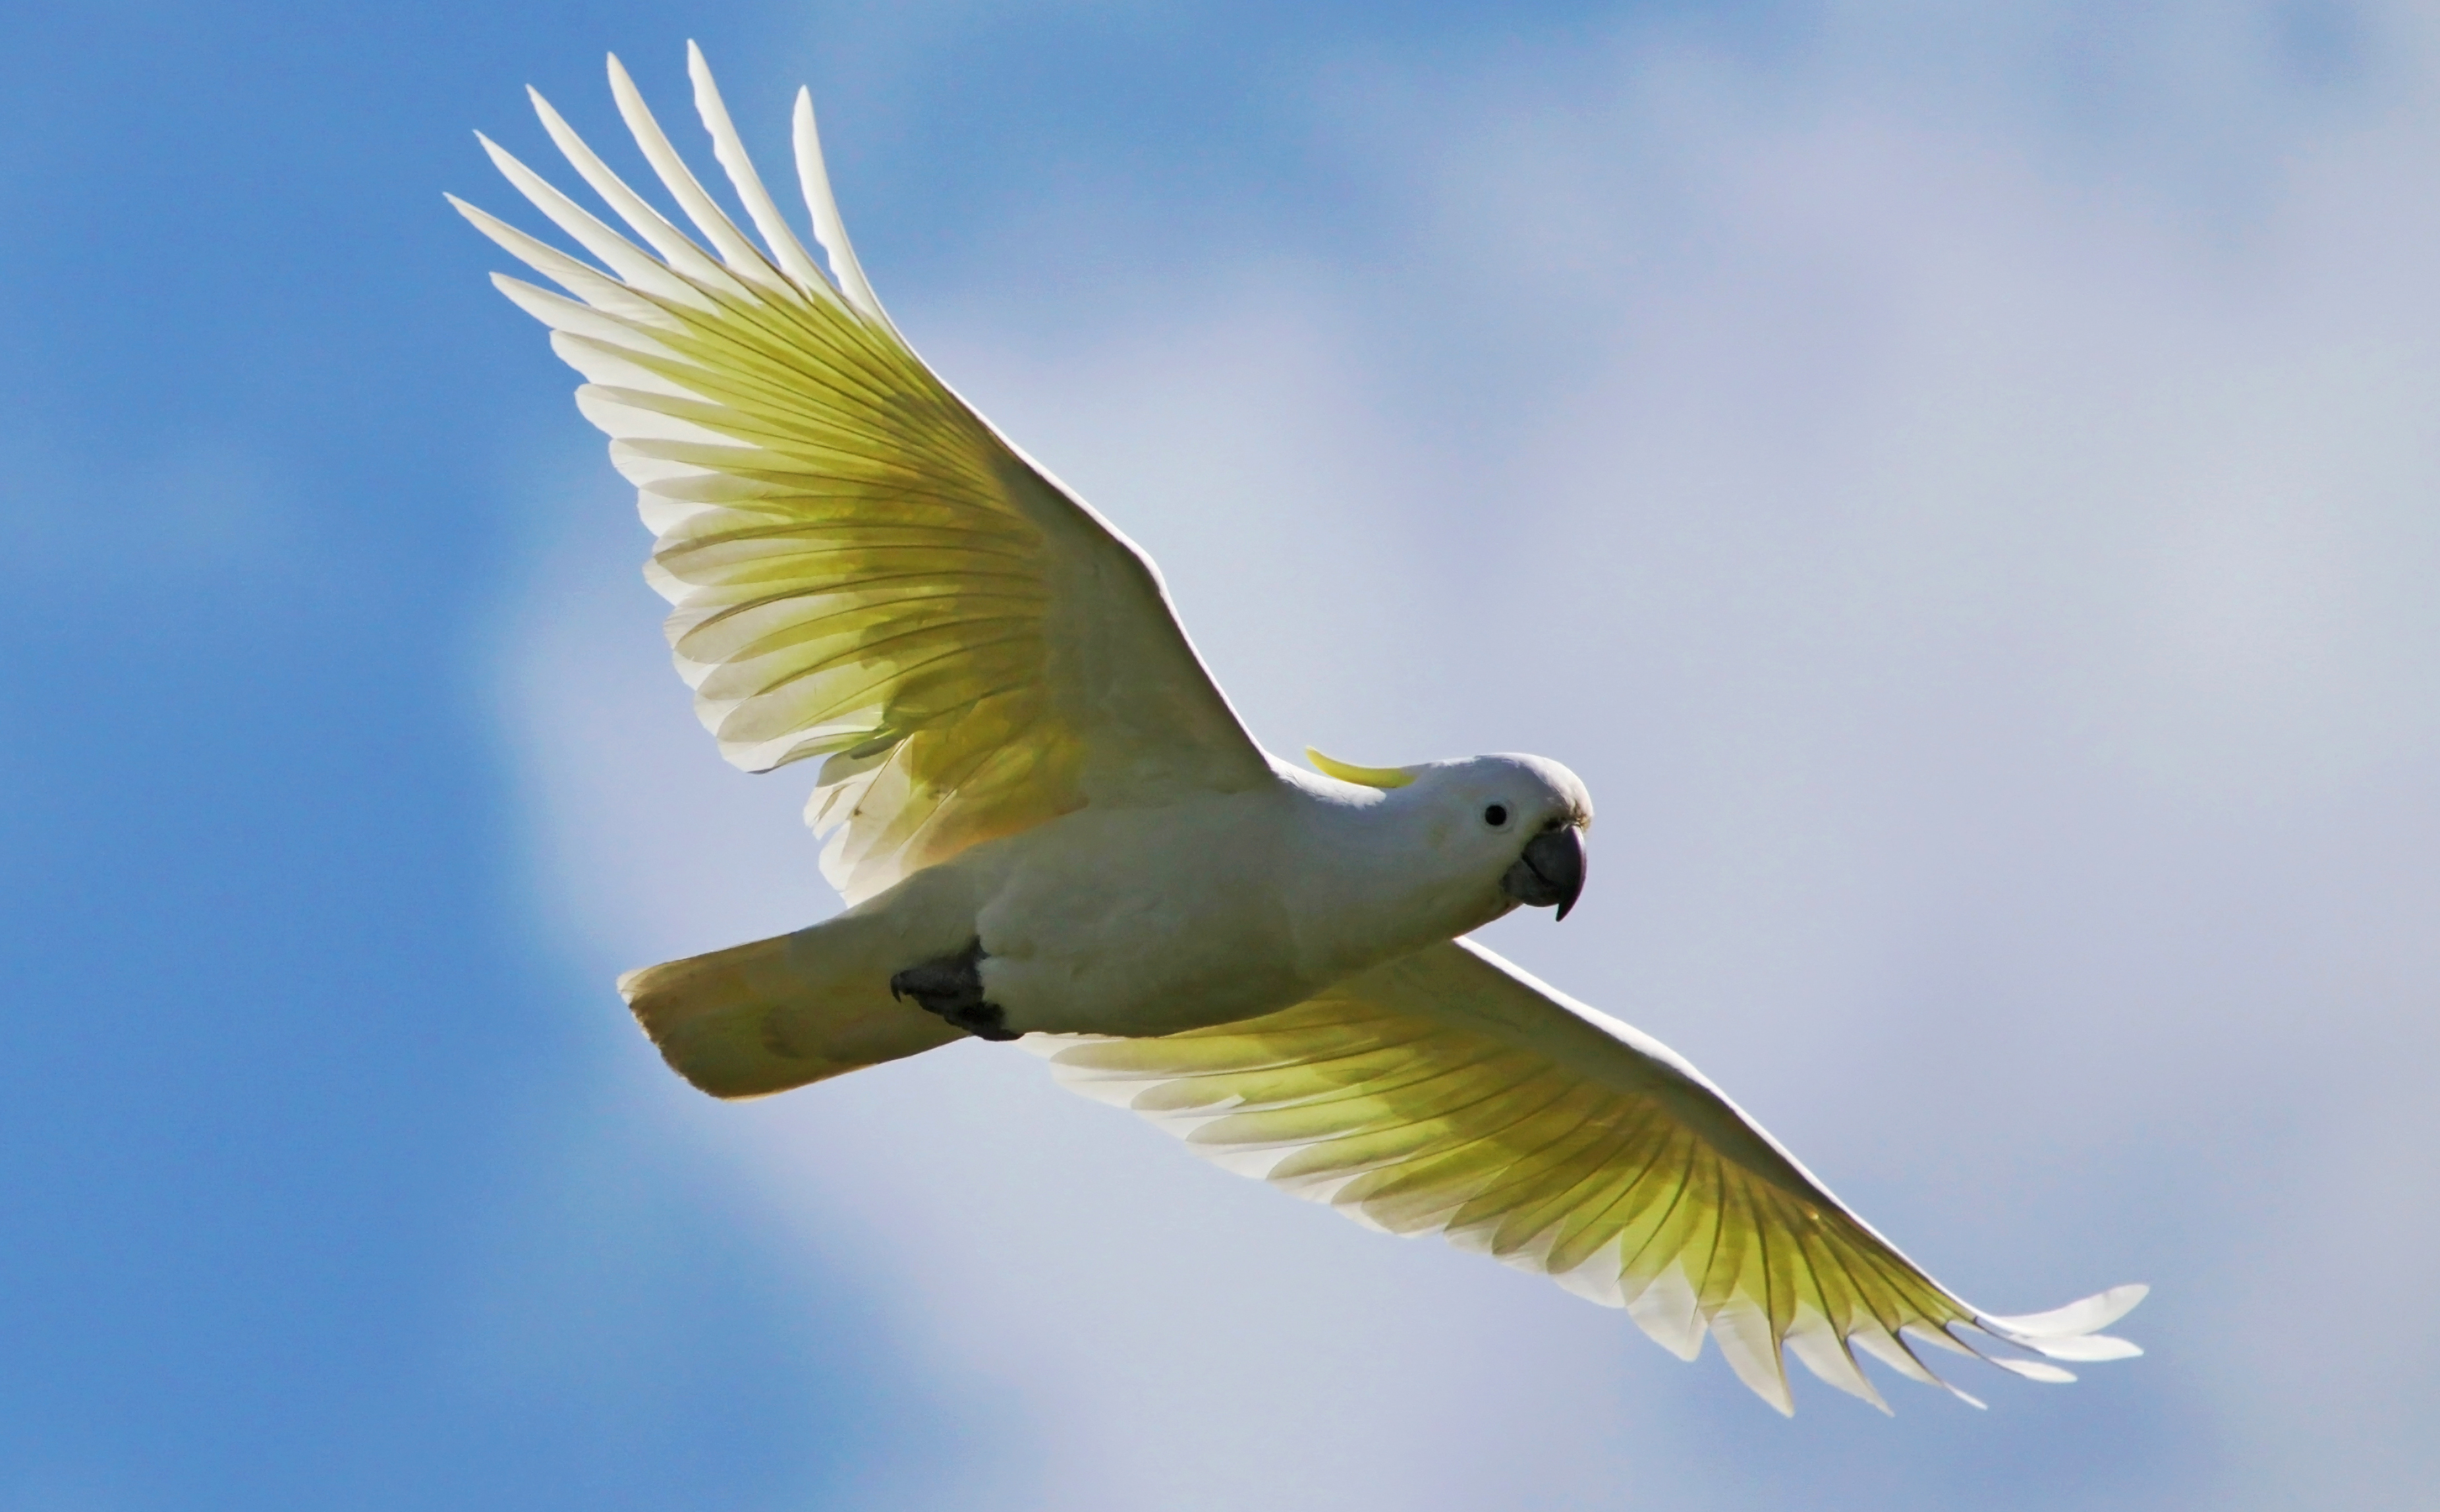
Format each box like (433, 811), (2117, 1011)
(456, 45), (1269, 902)
(1032, 938), (2145, 1414)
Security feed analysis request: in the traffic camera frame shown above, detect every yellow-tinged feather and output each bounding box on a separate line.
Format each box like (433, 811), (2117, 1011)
(460, 47), (1268, 903)
(1030, 938), (2145, 1411)
(1304, 747), (1417, 789)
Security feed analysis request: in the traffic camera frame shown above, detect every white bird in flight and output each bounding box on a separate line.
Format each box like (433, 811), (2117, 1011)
(455, 45), (2145, 1415)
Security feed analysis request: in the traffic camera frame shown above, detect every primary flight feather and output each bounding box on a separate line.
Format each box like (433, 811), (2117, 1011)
(455, 45), (2145, 1415)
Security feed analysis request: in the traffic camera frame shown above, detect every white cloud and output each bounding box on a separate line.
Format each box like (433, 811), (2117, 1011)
(496, 5), (2440, 1506)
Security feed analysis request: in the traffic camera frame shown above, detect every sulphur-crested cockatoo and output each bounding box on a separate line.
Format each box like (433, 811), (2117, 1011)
(454, 45), (2145, 1414)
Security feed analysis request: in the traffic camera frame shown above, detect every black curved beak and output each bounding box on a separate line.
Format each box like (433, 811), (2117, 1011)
(1500, 824), (1587, 920)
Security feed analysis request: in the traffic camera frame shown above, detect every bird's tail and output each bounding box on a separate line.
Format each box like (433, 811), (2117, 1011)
(619, 910), (967, 1100)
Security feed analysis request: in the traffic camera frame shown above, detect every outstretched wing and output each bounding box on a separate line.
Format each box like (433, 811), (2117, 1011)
(1033, 938), (2145, 1414)
(455, 46), (1270, 902)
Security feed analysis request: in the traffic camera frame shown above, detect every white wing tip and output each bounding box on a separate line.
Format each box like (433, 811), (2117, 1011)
(1981, 1282), (2149, 1339)
(789, 82), (893, 330)
(2007, 1332), (2144, 1362)
(1978, 1282), (2148, 1360)
(1987, 1357), (2080, 1384)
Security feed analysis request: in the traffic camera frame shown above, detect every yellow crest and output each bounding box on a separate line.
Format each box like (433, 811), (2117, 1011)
(1305, 746), (1415, 789)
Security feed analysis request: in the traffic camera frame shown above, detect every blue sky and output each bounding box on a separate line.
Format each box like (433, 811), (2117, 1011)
(5, 3), (2437, 1509)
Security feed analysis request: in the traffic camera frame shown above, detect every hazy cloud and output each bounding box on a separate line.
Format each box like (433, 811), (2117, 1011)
(497, 5), (2440, 1506)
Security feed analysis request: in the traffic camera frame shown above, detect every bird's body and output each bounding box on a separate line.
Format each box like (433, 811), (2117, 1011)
(632, 752), (1587, 1080)
(948, 762), (1546, 1038)
(458, 44), (2147, 1416)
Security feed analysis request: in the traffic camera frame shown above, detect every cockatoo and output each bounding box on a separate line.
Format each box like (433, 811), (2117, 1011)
(454, 45), (2145, 1414)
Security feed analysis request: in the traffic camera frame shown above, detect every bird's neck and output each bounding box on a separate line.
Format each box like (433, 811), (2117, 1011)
(1276, 781), (1511, 987)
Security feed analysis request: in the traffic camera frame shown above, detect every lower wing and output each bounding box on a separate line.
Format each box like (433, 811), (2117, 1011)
(1029, 938), (2143, 1414)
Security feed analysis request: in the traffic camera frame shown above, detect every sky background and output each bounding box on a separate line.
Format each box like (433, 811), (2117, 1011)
(3, 1), (2436, 1508)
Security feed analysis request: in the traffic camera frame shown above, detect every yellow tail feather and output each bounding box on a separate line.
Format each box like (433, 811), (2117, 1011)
(619, 914), (967, 1099)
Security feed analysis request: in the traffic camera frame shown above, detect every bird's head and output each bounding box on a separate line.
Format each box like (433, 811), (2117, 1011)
(1307, 748), (1594, 921)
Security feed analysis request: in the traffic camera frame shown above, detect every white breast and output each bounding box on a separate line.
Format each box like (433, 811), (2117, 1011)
(955, 771), (1513, 1037)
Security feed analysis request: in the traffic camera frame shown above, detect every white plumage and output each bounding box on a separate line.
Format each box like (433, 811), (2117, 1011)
(455, 44), (2145, 1414)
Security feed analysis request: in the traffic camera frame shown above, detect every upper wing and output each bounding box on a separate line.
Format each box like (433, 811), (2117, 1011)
(1032, 938), (2145, 1414)
(455, 46), (1270, 902)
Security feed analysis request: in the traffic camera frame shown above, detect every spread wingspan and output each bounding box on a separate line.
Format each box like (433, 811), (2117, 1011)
(1032, 938), (2145, 1413)
(453, 45), (1269, 903)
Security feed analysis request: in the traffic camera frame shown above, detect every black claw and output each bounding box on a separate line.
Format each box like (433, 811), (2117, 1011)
(955, 1003), (1017, 1041)
(890, 939), (1019, 1042)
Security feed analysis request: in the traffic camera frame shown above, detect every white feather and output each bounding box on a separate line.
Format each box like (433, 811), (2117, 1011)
(1783, 1309), (1890, 1413)
(1624, 1264), (1707, 1362)
(474, 134), (712, 312)
(605, 54), (787, 294)
(791, 88), (893, 333)
(1983, 1283), (2151, 1339)
(685, 41), (836, 298)
(525, 86), (750, 300)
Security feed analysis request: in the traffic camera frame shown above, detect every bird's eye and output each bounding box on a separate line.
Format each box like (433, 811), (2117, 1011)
(1483, 804), (1509, 827)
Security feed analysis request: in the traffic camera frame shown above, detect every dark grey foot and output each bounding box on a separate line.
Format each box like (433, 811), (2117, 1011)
(890, 939), (1018, 1042)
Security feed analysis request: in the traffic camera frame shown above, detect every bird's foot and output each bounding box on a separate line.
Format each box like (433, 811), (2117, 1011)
(890, 939), (1018, 1042)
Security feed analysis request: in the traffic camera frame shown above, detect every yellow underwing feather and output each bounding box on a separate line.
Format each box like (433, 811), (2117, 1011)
(459, 46), (1270, 902)
(1031, 938), (2147, 1413)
